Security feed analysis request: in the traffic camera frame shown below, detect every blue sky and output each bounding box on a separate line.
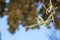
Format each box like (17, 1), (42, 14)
(0, 16), (50, 40)
(0, 0), (60, 40)
(0, 15), (60, 40)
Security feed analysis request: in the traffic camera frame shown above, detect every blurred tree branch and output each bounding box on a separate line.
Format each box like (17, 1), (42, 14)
(0, 0), (60, 34)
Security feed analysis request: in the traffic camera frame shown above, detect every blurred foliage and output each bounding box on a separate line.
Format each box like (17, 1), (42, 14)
(0, 0), (6, 17)
(42, 0), (60, 29)
(0, 0), (60, 34)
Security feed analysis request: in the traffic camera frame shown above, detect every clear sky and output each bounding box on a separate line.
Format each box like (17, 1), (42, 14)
(0, 15), (60, 40)
(0, 0), (60, 40)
